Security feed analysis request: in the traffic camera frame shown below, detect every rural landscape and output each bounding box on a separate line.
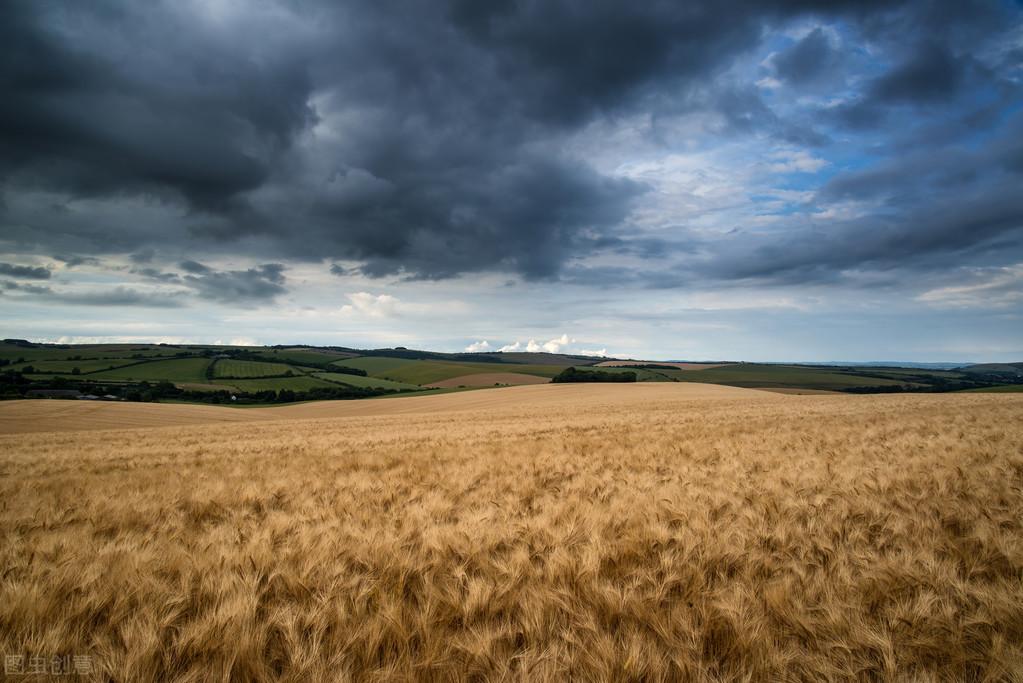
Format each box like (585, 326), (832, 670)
(1, 342), (1022, 680)
(3, 0), (1023, 680)
(2, 339), (1021, 409)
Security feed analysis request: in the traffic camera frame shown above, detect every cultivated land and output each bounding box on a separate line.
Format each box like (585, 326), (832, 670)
(1, 385), (1021, 680)
(3, 342), (1022, 401)
(425, 372), (552, 388)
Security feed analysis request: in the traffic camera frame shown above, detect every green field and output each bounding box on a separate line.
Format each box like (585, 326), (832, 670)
(963, 384), (1023, 393)
(11, 359), (138, 374)
(256, 349), (358, 366)
(0, 343), (184, 363)
(212, 359), (300, 378)
(3, 342), (1017, 400)
(380, 361), (564, 385)
(668, 364), (913, 390)
(88, 358), (212, 383)
(222, 376), (337, 392)
(312, 373), (422, 391)
(845, 367), (965, 379)
(332, 356), (422, 375)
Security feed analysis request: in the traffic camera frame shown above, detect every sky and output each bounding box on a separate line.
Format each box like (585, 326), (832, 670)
(1, 0), (1022, 362)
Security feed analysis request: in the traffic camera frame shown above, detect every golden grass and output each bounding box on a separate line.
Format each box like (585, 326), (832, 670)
(0, 383), (762, 434)
(1, 388), (1022, 681)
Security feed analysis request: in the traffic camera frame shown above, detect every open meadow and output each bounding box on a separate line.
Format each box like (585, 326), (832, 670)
(1, 385), (1022, 681)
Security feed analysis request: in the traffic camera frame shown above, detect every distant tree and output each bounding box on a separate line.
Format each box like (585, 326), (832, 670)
(71, 367), (81, 375)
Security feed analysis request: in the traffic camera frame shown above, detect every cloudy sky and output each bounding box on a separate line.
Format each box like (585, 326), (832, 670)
(1, 0), (1021, 361)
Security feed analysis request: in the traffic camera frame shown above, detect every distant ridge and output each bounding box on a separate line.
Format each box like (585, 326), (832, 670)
(664, 360), (974, 370)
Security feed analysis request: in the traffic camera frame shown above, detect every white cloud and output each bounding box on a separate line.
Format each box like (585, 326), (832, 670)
(340, 292), (400, 318)
(577, 348), (609, 357)
(498, 333), (580, 354)
(542, 333), (572, 353)
(213, 336), (259, 346)
(464, 340), (491, 352)
(766, 150), (829, 173)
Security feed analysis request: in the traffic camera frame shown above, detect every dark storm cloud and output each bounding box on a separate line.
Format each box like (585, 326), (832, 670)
(47, 287), (187, 308)
(129, 249), (155, 264)
(702, 181), (1023, 284)
(130, 267), (181, 283)
(0, 0), (1019, 289)
(53, 254), (100, 268)
(2, 280), (52, 294)
(0, 262), (50, 279)
(0, 2), (313, 209)
(0, 1), (892, 276)
(771, 28), (843, 87)
(179, 263), (287, 304)
(869, 43), (965, 104)
(1, 280), (184, 307)
(133, 261), (288, 303)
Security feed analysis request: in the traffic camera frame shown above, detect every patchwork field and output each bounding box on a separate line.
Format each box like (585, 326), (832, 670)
(351, 360), (562, 385)
(1, 387), (1021, 680)
(425, 372), (551, 388)
(211, 359), (299, 378)
(86, 357), (213, 383)
(312, 372), (422, 391)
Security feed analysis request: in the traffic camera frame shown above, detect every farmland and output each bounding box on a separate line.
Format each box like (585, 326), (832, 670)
(222, 376), (337, 393)
(312, 372), (421, 391)
(1, 387), (1021, 680)
(375, 361), (562, 385)
(2, 342), (1022, 405)
(8, 359), (137, 374)
(87, 357), (212, 383)
(667, 363), (911, 390)
(211, 359), (299, 379)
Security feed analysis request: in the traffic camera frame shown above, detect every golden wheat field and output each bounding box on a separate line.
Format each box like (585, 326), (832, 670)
(1, 385), (1022, 682)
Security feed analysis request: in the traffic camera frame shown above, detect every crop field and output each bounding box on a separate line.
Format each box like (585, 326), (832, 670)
(331, 356), (424, 376)
(256, 349), (359, 366)
(87, 357), (213, 383)
(965, 384), (1023, 392)
(381, 361), (563, 385)
(312, 372), (422, 391)
(669, 363), (913, 390)
(425, 372), (551, 388)
(334, 357), (564, 385)
(1, 386), (1021, 680)
(223, 376), (337, 392)
(5, 343), (1018, 397)
(0, 344), (185, 363)
(212, 359), (300, 378)
(9, 359), (137, 374)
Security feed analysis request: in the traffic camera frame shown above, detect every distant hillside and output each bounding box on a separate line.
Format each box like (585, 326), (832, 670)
(958, 363), (1023, 379)
(2, 342), (1021, 404)
(786, 361), (974, 370)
